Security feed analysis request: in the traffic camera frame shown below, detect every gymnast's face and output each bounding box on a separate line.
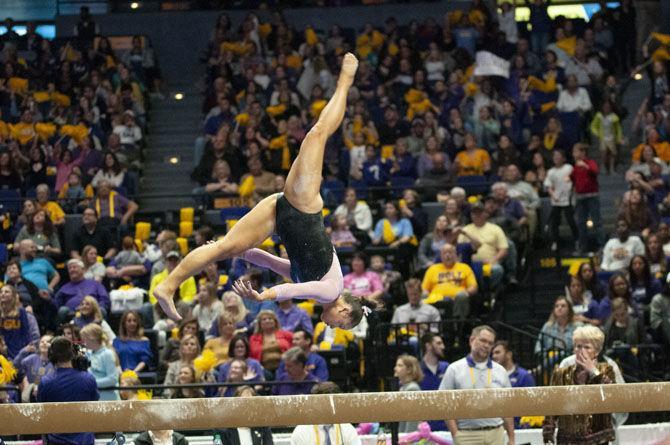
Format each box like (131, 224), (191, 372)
(321, 302), (352, 330)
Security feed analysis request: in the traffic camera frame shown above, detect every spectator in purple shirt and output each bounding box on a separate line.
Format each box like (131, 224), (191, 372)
(277, 329), (329, 382)
(275, 299), (313, 335)
(0, 284), (38, 359)
(15, 334), (54, 402)
(19, 334), (54, 385)
(37, 336), (99, 445)
(362, 145), (391, 189)
(218, 358), (248, 397)
(272, 347), (319, 396)
(76, 134), (103, 180)
(492, 339), (536, 428)
(93, 180), (139, 235)
(54, 259), (110, 323)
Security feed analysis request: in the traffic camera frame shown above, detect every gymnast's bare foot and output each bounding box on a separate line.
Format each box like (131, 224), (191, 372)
(154, 282), (182, 321)
(340, 52), (358, 85)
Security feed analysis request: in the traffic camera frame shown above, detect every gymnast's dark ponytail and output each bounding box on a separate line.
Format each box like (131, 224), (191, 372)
(343, 290), (383, 328)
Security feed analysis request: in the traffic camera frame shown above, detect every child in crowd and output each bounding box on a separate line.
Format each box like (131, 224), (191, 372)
(58, 171), (90, 213)
(114, 236), (144, 269)
(591, 100), (623, 174)
(329, 214), (358, 248)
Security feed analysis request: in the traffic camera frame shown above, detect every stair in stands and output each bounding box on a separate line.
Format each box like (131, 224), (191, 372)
(595, 74), (649, 236)
(139, 82), (202, 214)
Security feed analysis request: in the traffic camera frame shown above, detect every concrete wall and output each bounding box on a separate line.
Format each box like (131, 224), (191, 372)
(55, 2), (468, 84)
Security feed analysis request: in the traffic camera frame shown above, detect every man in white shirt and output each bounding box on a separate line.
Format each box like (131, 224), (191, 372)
(290, 382), (361, 445)
(392, 278), (441, 324)
(112, 110), (143, 148)
(601, 219), (645, 271)
(543, 150), (578, 251)
(439, 325), (515, 445)
(556, 75), (592, 114)
(564, 43), (603, 87)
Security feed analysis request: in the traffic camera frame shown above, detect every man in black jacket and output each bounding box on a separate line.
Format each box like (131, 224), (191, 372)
(213, 386), (274, 444)
(133, 431), (189, 445)
(71, 207), (117, 260)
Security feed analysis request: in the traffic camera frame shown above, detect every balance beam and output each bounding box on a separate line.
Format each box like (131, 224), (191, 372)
(2, 383), (669, 435)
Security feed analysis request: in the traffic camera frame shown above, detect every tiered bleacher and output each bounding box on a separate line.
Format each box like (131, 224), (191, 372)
(1, 1), (670, 442)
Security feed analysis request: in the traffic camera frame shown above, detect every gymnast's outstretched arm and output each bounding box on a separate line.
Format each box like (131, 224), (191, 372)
(233, 252), (343, 305)
(233, 278), (340, 305)
(240, 248), (292, 278)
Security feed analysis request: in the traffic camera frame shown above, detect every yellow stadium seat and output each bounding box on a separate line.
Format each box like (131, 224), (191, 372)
(180, 221), (193, 238)
(176, 237), (189, 256)
(135, 222), (151, 241)
(180, 207), (194, 223)
(226, 219), (238, 232)
(297, 300), (315, 316)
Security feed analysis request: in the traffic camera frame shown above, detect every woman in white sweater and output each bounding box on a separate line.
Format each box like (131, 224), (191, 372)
(91, 152), (125, 188)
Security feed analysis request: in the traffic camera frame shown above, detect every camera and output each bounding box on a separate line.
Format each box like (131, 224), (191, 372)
(72, 343), (91, 371)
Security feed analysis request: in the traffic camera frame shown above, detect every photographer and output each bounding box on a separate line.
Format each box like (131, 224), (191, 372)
(37, 336), (99, 444)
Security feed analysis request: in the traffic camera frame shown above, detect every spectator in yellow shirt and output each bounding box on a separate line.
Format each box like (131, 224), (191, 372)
(630, 128), (670, 163)
(36, 183), (66, 226)
(313, 321), (355, 350)
(421, 243), (477, 320)
(149, 250), (196, 306)
(454, 133), (491, 177)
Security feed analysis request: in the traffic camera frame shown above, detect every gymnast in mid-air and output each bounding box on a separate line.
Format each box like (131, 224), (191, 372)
(155, 53), (374, 329)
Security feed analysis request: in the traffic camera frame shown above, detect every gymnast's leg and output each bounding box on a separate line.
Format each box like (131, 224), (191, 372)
(154, 193), (279, 319)
(283, 52), (358, 214)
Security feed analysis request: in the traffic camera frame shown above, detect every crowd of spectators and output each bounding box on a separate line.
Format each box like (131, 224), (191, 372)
(1, 0), (670, 442)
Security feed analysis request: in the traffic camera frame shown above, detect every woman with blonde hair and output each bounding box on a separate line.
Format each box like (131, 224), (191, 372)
(222, 291), (254, 330)
(207, 291), (254, 340)
(249, 310), (292, 374)
(219, 358), (249, 397)
(81, 323), (120, 401)
(73, 295), (116, 341)
(543, 326), (616, 444)
(535, 296), (581, 361)
(81, 245), (105, 282)
(0, 284), (38, 358)
(394, 354), (424, 433)
(163, 333), (201, 397)
(119, 370), (153, 401)
(204, 312), (238, 365)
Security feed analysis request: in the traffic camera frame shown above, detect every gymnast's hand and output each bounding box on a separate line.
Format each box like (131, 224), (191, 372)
(232, 280), (260, 300)
(232, 280), (277, 302)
